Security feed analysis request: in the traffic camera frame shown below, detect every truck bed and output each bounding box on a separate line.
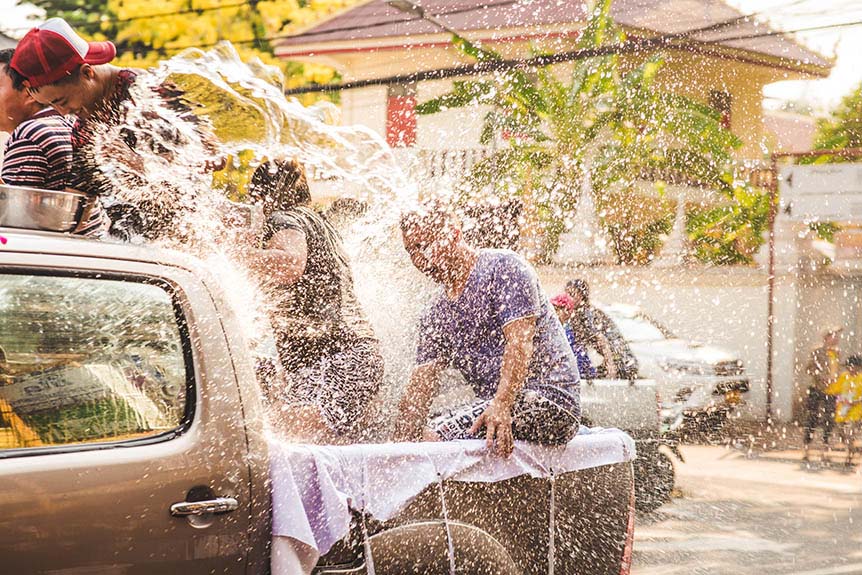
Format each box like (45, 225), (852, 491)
(269, 427), (635, 574)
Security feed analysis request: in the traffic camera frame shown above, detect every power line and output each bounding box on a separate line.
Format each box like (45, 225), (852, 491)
(155, 0), (522, 53)
(171, 0), (848, 59)
(281, 17), (857, 95)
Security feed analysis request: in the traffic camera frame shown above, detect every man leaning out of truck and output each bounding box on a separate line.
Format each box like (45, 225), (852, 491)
(394, 203), (581, 458)
(0, 48), (108, 236)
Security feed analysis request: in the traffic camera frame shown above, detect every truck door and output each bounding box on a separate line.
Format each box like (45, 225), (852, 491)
(0, 262), (254, 574)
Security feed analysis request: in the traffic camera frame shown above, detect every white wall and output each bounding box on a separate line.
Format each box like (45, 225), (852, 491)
(536, 261), (862, 422)
(416, 79), (491, 150)
(340, 86), (388, 138)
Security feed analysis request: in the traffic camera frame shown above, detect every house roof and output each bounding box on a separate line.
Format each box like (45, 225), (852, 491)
(275, 0), (832, 75)
(0, 32), (16, 50)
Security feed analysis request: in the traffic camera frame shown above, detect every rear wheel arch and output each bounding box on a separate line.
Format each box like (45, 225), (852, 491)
(368, 520), (520, 575)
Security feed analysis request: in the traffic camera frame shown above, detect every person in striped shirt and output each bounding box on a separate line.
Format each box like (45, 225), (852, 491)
(0, 49), (107, 237)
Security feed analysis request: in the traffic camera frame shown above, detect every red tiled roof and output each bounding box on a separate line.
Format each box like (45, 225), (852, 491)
(276, 0), (831, 71)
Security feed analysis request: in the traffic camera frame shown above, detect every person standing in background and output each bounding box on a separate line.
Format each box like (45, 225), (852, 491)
(804, 327), (842, 462)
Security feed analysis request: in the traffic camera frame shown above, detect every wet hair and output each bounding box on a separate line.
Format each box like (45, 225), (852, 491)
(400, 201), (458, 236)
(566, 278), (590, 302)
(0, 49), (27, 91)
(248, 159), (311, 212)
(847, 355), (862, 369)
(325, 197), (368, 225)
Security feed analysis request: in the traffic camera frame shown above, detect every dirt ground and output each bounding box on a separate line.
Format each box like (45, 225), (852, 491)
(632, 421), (862, 575)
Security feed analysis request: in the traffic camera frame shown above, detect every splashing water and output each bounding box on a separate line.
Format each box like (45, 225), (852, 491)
(88, 42), (440, 440)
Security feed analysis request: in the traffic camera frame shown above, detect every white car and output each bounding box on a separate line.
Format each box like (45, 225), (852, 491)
(598, 304), (750, 433)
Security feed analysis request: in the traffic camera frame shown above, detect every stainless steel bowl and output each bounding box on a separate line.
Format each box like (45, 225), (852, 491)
(0, 185), (87, 233)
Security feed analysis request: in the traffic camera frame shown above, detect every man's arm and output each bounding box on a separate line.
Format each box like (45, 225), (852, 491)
(594, 333), (619, 379)
(394, 361), (444, 442)
(244, 228), (308, 287)
(470, 315), (536, 457)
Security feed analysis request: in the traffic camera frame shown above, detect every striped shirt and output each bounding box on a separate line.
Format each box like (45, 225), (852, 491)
(1, 109), (108, 237)
(2, 109), (72, 191)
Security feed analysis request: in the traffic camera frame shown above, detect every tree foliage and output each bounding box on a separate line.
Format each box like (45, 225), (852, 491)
(814, 81), (862, 152)
(416, 0), (767, 265)
(17, 0), (358, 100)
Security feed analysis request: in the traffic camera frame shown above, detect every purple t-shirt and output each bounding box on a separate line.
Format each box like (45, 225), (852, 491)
(416, 249), (580, 409)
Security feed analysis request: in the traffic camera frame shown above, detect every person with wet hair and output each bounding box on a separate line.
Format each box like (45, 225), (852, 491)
(9, 18), (221, 239)
(0, 48), (108, 236)
(394, 203), (581, 458)
(244, 158), (384, 443)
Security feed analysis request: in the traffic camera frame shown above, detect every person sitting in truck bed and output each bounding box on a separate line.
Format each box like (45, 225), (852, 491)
(394, 203), (581, 457)
(0, 48), (108, 236)
(243, 159), (384, 443)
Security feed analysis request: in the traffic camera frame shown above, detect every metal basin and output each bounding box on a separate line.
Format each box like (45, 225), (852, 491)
(0, 185), (87, 233)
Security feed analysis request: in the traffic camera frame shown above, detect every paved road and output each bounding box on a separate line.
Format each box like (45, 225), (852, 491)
(632, 445), (862, 575)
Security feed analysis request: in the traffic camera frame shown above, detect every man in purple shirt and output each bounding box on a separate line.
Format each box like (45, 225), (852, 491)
(394, 203), (580, 457)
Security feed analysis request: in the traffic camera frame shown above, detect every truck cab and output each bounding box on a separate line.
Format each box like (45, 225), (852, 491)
(0, 213), (635, 574)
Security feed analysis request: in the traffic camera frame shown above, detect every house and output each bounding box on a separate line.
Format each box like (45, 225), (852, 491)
(275, 0), (832, 160)
(274, 1), (842, 424)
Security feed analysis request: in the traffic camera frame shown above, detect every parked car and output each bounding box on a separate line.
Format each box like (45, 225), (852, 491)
(0, 191), (636, 575)
(599, 304), (751, 435)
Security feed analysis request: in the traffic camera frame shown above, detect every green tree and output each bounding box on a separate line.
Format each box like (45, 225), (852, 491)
(417, 0), (766, 264)
(814, 81), (862, 152)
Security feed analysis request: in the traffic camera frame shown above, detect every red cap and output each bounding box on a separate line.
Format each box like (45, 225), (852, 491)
(10, 18), (116, 89)
(551, 293), (575, 311)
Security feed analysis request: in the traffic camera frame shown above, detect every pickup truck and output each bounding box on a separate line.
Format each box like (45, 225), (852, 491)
(0, 221), (636, 574)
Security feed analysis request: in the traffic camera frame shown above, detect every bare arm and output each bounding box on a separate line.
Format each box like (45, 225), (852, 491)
(594, 333), (618, 379)
(470, 315), (536, 457)
(245, 228), (308, 287)
(394, 361), (444, 442)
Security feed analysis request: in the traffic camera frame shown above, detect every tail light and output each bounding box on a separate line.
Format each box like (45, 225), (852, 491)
(619, 477), (635, 575)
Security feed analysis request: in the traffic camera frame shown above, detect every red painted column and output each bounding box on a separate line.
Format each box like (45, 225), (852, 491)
(386, 83), (417, 147)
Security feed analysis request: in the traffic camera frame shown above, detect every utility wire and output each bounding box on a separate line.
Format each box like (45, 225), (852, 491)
(0, 0), (829, 44)
(280, 17), (858, 95)
(150, 0), (522, 52)
(158, 0), (773, 54)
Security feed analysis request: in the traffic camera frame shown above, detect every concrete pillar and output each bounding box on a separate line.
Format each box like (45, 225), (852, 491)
(653, 196), (687, 267)
(553, 178), (615, 266)
(769, 216), (807, 421)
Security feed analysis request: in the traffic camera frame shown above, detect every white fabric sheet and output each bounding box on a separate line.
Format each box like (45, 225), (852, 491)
(269, 426), (634, 569)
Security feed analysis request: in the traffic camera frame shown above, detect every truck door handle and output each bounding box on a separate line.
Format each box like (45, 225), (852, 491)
(170, 497), (239, 517)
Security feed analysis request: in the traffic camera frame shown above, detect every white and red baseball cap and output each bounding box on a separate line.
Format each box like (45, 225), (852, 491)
(11, 18), (116, 89)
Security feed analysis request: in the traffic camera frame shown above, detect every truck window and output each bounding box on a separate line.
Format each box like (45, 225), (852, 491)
(0, 274), (190, 452)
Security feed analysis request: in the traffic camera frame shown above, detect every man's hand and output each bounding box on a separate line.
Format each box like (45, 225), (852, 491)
(470, 399), (514, 457)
